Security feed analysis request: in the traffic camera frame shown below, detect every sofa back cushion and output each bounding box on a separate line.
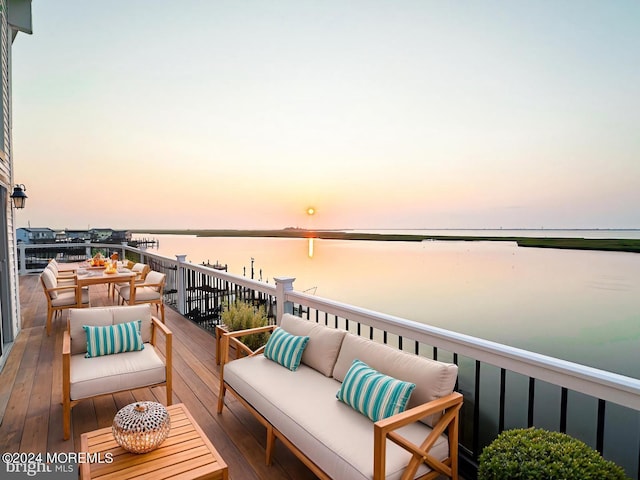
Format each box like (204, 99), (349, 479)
(333, 333), (458, 427)
(69, 304), (153, 355)
(280, 314), (347, 377)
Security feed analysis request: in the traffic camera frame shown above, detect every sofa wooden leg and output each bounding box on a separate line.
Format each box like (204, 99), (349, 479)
(63, 399), (70, 440)
(266, 425), (275, 466)
(217, 383), (226, 414)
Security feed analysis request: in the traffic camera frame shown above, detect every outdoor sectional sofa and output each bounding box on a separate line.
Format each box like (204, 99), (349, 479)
(217, 313), (463, 480)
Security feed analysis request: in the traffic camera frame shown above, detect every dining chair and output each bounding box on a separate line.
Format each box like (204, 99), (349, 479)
(110, 263), (150, 301)
(46, 260), (77, 285)
(117, 270), (166, 323)
(40, 269), (90, 335)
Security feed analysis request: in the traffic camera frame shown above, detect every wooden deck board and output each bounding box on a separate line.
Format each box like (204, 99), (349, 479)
(0, 274), (317, 480)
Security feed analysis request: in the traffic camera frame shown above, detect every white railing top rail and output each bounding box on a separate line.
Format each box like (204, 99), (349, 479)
(285, 290), (640, 411)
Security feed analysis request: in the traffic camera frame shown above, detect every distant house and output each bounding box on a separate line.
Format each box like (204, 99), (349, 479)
(16, 227), (56, 244)
(112, 230), (132, 243)
(89, 228), (131, 243)
(90, 228), (113, 242)
(65, 230), (92, 242)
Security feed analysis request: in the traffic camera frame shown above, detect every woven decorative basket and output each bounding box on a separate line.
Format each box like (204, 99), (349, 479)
(112, 402), (171, 454)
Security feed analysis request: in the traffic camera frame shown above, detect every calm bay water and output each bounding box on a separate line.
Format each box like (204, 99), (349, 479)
(135, 230), (640, 379)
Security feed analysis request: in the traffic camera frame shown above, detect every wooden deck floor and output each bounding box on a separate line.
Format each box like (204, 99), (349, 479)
(0, 274), (317, 479)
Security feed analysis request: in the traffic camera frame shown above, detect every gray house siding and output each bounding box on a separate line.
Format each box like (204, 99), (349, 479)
(0, 0), (32, 371)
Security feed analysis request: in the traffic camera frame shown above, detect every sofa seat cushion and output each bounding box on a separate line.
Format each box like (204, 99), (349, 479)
(51, 288), (90, 307)
(69, 344), (166, 400)
(224, 355), (448, 480)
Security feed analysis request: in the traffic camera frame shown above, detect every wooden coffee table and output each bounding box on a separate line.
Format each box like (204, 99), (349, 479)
(80, 403), (228, 479)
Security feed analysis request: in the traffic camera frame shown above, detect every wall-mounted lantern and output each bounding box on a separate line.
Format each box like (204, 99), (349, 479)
(10, 184), (27, 209)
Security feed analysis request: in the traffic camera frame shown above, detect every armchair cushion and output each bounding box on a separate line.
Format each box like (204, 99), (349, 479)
(120, 286), (161, 301)
(41, 269), (59, 298)
(69, 346), (166, 400)
(264, 328), (309, 371)
(118, 270), (164, 302)
(83, 320), (144, 358)
(51, 288), (89, 307)
(336, 359), (415, 422)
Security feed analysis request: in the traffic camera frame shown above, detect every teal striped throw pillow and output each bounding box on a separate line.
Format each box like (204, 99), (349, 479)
(83, 320), (144, 358)
(336, 359), (416, 422)
(264, 328), (309, 371)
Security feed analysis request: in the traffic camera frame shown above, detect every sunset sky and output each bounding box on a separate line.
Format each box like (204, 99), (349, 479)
(11, 1), (640, 230)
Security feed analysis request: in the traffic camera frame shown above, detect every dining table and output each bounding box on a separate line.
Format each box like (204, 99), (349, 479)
(75, 266), (137, 307)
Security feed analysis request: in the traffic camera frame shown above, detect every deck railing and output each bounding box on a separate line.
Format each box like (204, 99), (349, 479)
(19, 242), (640, 479)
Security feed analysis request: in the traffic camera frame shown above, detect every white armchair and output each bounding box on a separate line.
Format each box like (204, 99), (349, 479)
(62, 304), (172, 440)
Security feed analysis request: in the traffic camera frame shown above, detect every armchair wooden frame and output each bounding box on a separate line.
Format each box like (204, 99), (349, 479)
(62, 316), (173, 440)
(217, 326), (463, 480)
(40, 275), (90, 336)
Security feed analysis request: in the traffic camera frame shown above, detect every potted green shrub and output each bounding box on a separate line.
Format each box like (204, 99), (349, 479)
(478, 427), (630, 480)
(216, 301), (270, 363)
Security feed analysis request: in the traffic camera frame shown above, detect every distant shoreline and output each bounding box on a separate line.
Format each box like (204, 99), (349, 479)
(129, 229), (640, 253)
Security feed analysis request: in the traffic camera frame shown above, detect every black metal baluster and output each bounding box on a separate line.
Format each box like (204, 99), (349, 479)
(596, 399), (606, 454)
(560, 388), (568, 433)
(636, 439), (640, 480)
(473, 361), (481, 460)
(499, 368), (506, 433)
(528, 378), (535, 427)
(453, 353), (459, 391)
